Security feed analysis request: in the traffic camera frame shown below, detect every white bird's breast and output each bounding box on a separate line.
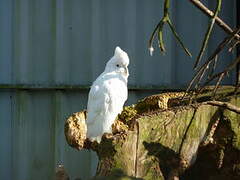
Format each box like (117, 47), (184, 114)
(87, 72), (128, 120)
(103, 75), (128, 109)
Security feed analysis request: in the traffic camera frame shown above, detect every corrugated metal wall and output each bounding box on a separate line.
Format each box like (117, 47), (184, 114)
(0, 0), (236, 179)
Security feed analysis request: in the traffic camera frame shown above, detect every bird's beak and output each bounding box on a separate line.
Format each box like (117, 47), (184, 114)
(124, 67), (129, 76)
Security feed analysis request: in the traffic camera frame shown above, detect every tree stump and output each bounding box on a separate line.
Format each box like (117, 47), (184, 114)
(65, 86), (240, 180)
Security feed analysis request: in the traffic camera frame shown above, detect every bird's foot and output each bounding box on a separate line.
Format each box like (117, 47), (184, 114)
(103, 133), (114, 139)
(89, 136), (102, 144)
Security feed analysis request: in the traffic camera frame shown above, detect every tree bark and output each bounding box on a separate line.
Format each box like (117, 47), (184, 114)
(65, 86), (240, 180)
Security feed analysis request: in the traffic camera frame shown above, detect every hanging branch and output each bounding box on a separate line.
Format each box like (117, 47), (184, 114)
(148, 0), (240, 101)
(148, 0), (192, 57)
(158, 19), (166, 52)
(167, 18), (192, 57)
(194, 0), (222, 69)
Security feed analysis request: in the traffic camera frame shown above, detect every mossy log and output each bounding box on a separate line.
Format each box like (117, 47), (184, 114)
(65, 86), (240, 180)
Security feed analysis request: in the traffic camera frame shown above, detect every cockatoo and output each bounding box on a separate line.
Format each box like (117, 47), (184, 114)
(86, 46), (129, 143)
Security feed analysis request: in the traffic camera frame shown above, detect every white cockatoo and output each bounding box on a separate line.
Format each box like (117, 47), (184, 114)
(86, 46), (129, 143)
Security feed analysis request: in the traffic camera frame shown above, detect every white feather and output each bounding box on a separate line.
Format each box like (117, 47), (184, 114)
(86, 46), (129, 143)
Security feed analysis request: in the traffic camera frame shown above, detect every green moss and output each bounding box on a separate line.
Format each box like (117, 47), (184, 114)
(91, 168), (144, 180)
(223, 96), (240, 150)
(194, 86), (236, 101)
(181, 109), (240, 180)
(94, 87), (240, 179)
(97, 138), (116, 159)
(142, 165), (164, 180)
(136, 104), (221, 179)
(134, 100), (149, 113)
(119, 106), (138, 123)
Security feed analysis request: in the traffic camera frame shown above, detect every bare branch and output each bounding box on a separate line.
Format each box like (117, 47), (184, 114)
(205, 101), (240, 114)
(194, 0), (222, 69)
(189, 0), (240, 40)
(203, 56), (240, 87)
(212, 72), (224, 98)
(229, 41), (240, 52)
(186, 29), (240, 93)
(208, 55), (218, 79)
(158, 20), (166, 52)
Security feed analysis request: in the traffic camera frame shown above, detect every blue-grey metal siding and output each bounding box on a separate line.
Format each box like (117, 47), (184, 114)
(0, 0), (236, 179)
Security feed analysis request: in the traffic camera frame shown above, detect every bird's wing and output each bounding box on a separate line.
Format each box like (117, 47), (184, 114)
(86, 82), (110, 125)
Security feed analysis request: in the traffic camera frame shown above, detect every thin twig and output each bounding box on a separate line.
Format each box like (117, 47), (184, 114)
(194, 0), (222, 69)
(205, 101), (240, 114)
(158, 20), (166, 52)
(186, 29), (240, 92)
(212, 73), (224, 98)
(148, 0), (191, 57)
(189, 0), (240, 40)
(202, 55), (240, 87)
(208, 55), (218, 79)
(148, 21), (160, 53)
(167, 18), (192, 57)
(195, 62), (210, 89)
(229, 41), (240, 52)
(204, 28), (240, 65)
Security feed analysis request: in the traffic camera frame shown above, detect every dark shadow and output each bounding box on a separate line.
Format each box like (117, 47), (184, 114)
(95, 135), (117, 158)
(142, 108), (240, 180)
(90, 169), (144, 180)
(143, 141), (180, 180)
(181, 112), (240, 180)
(201, 109), (222, 144)
(178, 108), (197, 153)
(141, 108), (198, 179)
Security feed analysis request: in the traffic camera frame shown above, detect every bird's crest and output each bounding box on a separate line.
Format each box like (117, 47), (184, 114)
(114, 46), (123, 55)
(113, 46), (129, 65)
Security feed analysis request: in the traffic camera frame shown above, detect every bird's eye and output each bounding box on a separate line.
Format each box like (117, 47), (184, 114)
(116, 64), (120, 67)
